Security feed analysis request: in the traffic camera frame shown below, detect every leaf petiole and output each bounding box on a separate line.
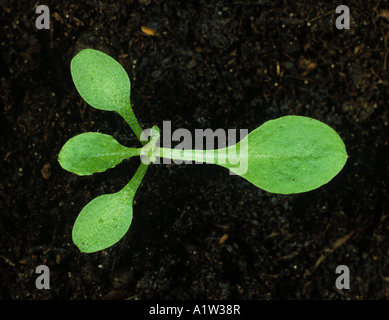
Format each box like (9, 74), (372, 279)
(118, 103), (145, 144)
(121, 161), (149, 197)
(154, 146), (228, 164)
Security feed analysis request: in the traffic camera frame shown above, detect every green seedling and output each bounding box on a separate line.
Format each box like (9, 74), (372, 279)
(58, 49), (348, 253)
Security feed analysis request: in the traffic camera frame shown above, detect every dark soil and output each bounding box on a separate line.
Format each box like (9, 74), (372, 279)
(1, 0), (389, 300)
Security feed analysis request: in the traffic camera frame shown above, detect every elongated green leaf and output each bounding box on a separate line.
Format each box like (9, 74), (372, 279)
(58, 132), (140, 175)
(72, 163), (148, 253)
(70, 49), (131, 112)
(222, 116), (347, 194)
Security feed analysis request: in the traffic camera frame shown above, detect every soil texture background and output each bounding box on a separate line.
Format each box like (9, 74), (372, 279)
(1, 0), (389, 299)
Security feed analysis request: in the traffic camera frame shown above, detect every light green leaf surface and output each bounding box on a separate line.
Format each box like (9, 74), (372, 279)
(222, 116), (347, 194)
(70, 49), (131, 112)
(72, 163), (148, 253)
(72, 189), (133, 253)
(58, 132), (140, 176)
(70, 49), (144, 140)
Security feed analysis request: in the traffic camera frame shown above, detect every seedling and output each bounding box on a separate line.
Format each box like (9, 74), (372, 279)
(58, 49), (348, 253)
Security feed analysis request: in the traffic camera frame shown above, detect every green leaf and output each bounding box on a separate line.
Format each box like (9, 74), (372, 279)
(70, 49), (131, 112)
(72, 189), (133, 253)
(222, 116), (347, 194)
(70, 49), (144, 141)
(72, 163), (148, 253)
(58, 132), (140, 176)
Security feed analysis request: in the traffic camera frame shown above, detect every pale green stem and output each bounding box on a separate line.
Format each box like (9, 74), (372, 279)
(118, 104), (145, 144)
(121, 162), (149, 197)
(155, 147), (230, 165)
(123, 147), (143, 158)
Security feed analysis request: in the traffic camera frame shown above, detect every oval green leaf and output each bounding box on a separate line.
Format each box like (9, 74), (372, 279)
(72, 163), (148, 253)
(70, 49), (131, 112)
(58, 132), (140, 176)
(222, 116), (347, 194)
(72, 189), (133, 253)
